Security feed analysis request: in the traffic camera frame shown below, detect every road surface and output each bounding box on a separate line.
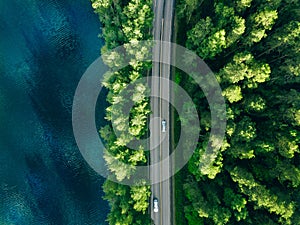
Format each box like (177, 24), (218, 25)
(150, 0), (175, 224)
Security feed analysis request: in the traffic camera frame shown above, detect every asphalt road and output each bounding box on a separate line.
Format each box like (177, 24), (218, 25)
(150, 0), (175, 224)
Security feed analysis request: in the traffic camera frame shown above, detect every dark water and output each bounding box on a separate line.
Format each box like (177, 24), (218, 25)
(0, 0), (109, 224)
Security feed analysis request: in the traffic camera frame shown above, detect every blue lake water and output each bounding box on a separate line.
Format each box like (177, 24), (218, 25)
(0, 0), (109, 224)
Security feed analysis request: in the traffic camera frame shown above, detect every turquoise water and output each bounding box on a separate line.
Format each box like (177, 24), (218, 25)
(0, 0), (108, 224)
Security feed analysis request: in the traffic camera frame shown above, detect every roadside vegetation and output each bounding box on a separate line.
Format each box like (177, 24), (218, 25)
(175, 0), (300, 224)
(91, 0), (299, 224)
(91, 0), (153, 224)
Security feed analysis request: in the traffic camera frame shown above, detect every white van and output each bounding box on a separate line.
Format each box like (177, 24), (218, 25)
(153, 198), (159, 212)
(161, 119), (166, 132)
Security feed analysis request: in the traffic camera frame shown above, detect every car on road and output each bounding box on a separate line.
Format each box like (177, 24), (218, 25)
(161, 119), (166, 132)
(153, 198), (159, 212)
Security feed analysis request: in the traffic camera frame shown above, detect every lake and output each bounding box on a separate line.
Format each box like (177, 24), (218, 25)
(0, 0), (109, 224)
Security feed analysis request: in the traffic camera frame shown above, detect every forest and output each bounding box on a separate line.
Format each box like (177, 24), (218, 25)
(175, 0), (300, 224)
(91, 0), (153, 224)
(91, 0), (300, 224)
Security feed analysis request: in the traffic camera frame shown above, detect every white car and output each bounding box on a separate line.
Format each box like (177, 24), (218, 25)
(153, 198), (159, 213)
(161, 119), (167, 132)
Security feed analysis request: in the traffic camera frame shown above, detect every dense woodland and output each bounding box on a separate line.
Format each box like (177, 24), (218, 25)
(91, 0), (153, 224)
(176, 0), (300, 224)
(92, 0), (299, 224)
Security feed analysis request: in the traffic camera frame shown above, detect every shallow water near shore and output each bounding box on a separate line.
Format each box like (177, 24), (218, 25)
(0, 0), (109, 224)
